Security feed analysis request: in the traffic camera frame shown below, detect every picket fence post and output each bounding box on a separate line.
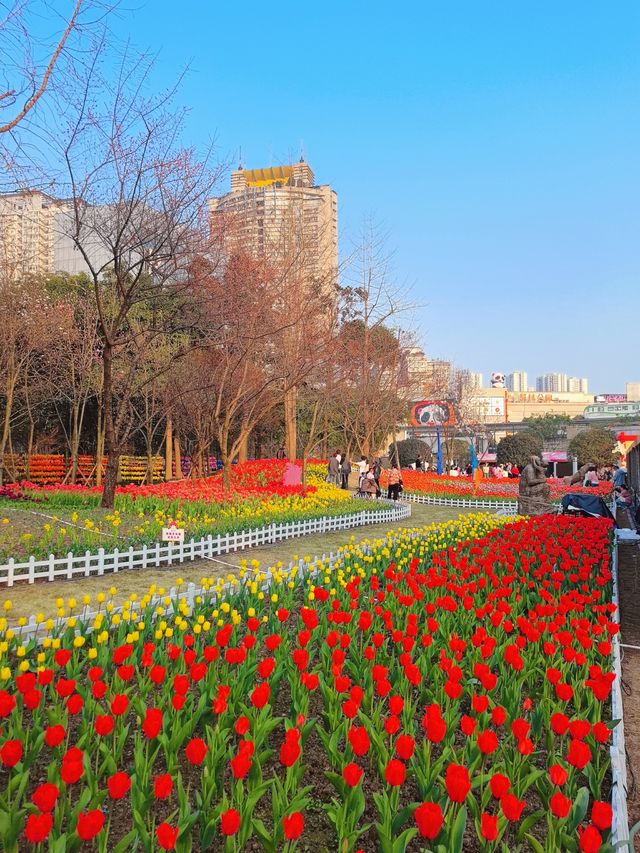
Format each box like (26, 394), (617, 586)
(66, 552), (73, 580)
(113, 548), (119, 573)
(98, 548), (105, 575)
(28, 556), (35, 584)
(48, 554), (55, 582)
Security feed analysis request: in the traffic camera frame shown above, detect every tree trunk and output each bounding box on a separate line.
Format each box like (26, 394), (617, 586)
(284, 385), (297, 460)
(0, 378), (16, 487)
(102, 452), (119, 507)
(70, 402), (80, 484)
(95, 404), (104, 487)
(101, 343), (118, 509)
(222, 457), (231, 490)
(165, 416), (173, 480)
(173, 434), (182, 479)
(238, 432), (249, 464)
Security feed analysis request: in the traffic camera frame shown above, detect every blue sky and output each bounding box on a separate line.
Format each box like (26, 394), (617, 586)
(111, 1), (639, 393)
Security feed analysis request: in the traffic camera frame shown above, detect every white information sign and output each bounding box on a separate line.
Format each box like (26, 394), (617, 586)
(162, 526), (185, 544)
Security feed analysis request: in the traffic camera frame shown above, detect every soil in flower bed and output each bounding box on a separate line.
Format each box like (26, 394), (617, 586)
(617, 540), (640, 850)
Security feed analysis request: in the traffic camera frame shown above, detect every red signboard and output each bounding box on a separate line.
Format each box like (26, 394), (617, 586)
(410, 400), (456, 428)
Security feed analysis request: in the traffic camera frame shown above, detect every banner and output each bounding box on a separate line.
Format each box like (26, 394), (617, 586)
(410, 400), (456, 428)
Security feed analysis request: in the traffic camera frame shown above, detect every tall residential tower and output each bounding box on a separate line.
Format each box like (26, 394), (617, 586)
(209, 159), (338, 303)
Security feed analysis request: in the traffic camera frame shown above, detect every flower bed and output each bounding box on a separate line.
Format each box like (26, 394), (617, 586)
(0, 461), (360, 562)
(0, 513), (618, 851)
(394, 471), (613, 503)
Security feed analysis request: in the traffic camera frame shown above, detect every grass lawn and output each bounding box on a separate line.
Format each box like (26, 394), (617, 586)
(0, 503), (484, 622)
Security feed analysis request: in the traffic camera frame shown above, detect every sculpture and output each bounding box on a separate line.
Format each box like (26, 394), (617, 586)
(565, 463), (594, 486)
(518, 455), (553, 516)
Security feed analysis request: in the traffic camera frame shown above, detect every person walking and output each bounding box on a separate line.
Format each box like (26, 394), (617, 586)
(275, 446), (286, 460)
(415, 454), (423, 471)
(340, 455), (351, 490)
(373, 457), (382, 497)
(327, 453), (340, 486)
(387, 465), (402, 501)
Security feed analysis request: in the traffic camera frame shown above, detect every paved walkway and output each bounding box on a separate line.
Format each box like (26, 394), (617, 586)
(1, 503), (482, 621)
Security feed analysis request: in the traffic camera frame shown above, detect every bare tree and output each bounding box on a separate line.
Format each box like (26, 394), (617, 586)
(0, 267), (68, 484)
(59, 50), (222, 507)
(334, 220), (414, 457)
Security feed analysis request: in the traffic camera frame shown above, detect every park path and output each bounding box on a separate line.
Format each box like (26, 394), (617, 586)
(1, 503), (479, 622)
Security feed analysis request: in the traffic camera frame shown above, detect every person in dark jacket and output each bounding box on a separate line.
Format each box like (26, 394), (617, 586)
(340, 456), (351, 490)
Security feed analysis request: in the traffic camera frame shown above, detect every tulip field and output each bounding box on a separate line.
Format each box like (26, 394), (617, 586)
(395, 471), (613, 504)
(0, 509), (620, 852)
(0, 461), (368, 563)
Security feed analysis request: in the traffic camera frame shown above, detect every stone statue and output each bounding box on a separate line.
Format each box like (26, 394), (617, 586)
(518, 455), (553, 516)
(564, 463), (594, 486)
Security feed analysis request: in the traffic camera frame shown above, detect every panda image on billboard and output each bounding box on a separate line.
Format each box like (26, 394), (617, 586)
(415, 402), (449, 426)
(490, 372), (506, 388)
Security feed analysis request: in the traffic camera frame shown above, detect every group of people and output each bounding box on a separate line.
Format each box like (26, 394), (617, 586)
(326, 452), (405, 501)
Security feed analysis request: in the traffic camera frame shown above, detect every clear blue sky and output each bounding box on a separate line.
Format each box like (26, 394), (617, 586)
(111, 1), (639, 393)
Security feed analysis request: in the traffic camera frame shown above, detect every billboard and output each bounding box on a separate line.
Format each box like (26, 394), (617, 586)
(595, 394), (627, 403)
(410, 400), (456, 427)
(471, 395), (507, 422)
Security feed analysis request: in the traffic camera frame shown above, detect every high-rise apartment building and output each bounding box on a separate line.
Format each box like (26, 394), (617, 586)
(468, 372), (484, 389)
(535, 373), (588, 394)
(627, 382), (640, 402)
(536, 373), (568, 393)
(209, 159), (338, 302)
(567, 376), (589, 394)
(507, 371), (528, 392)
(0, 190), (66, 275)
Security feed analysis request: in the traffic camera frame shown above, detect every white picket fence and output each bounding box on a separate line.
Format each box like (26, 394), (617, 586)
(0, 500), (412, 587)
(403, 492), (519, 513)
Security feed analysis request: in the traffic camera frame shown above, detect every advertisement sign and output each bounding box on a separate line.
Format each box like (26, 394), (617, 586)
(410, 400), (456, 427)
(542, 452), (568, 463)
(595, 394), (627, 403)
(472, 395), (506, 421)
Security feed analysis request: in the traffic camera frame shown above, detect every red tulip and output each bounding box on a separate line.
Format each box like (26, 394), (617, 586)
(481, 812), (498, 841)
(501, 793), (525, 821)
(591, 801), (612, 830)
(578, 824), (603, 853)
(76, 809), (105, 840)
(154, 773), (173, 799)
(384, 758), (406, 786)
(220, 809), (241, 836)
(32, 782), (59, 812)
(107, 771), (131, 799)
(567, 739), (591, 769)
(142, 707), (163, 739)
(250, 682), (270, 708)
(550, 792), (572, 818)
(0, 739), (22, 767)
(185, 737), (208, 766)
(0, 690), (16, 717)
(283, 812), (305, 840)
(549, 764), (568, 786)
(445, 763), (471, 803)
(477, 729), (499, 754)
(395, 734), (415, 760)
(343, 762), (364, 786)
(489, 773), (510, 799)
(24, 813), (53, 844)
(110, 694), (129, 716)
(156, 823), (179, 850)
(414, 802), (444, 840)
(95, 714), (115, 736)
